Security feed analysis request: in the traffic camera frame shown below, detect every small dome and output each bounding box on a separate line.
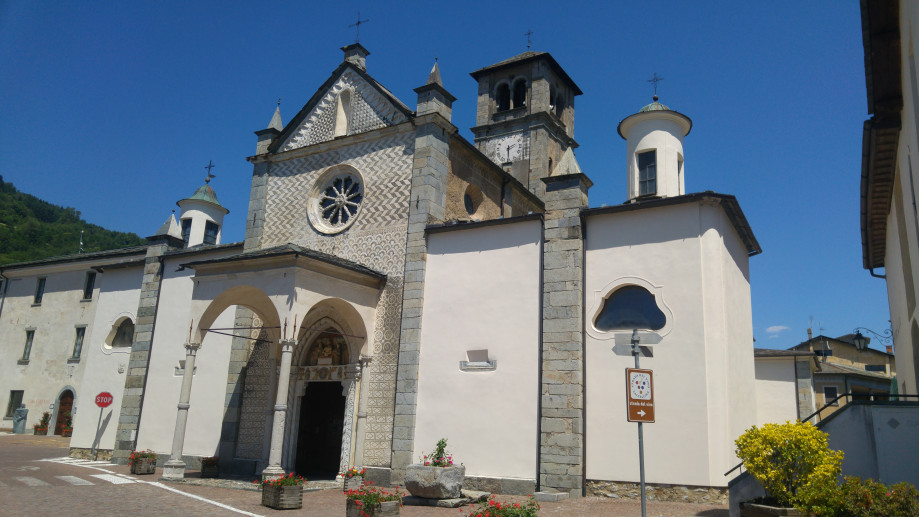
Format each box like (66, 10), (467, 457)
(638, 95), (670, 112)
(177, 183), (229, 214)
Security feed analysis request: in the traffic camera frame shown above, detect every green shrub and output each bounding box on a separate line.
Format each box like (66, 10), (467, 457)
(463, 495), (540, 517)
(824, 477), (919, 517)
(735, 421), (842, 508)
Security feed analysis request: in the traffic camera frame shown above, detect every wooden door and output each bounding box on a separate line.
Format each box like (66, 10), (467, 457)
(54, 390), (74, 435)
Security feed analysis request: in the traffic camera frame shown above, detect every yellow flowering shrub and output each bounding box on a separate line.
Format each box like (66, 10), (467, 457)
(735, 421), (843, 508)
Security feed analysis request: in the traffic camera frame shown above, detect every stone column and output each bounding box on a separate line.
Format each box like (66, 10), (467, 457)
(261, 339), (295, 480)
(162, 342), (201, 480)
(539, 173), (591, 497)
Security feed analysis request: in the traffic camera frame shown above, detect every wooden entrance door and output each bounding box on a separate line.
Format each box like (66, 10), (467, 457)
(295, 382), (346, 479)
(54, 390), (74, 435)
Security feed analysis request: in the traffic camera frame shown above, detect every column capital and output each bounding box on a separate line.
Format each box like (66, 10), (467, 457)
(185, 342), (201, 353)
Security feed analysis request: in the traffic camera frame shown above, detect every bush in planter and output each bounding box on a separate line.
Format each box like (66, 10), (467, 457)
(129, 449), (157, 474)
(735, 421), (842, 510)
(422, 438), (454, 467)
(801, 477), (919, 517)
(344, 466), (367, 479)
(201, 456), (219, 478)
(463, 495), (540, 517)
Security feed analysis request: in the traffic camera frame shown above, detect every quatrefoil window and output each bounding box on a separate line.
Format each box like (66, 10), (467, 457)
(308, 165), (365, 234)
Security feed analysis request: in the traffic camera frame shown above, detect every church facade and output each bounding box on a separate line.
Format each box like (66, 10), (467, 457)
(0, 44), (767, 499)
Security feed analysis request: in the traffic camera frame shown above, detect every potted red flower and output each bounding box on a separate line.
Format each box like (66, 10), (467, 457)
(254, 473), (306, 510)
(345, 482), (403, 517)
(33, 411), (50, 435)
(128, 449), (157, 475)
(342, 466), (367, 492)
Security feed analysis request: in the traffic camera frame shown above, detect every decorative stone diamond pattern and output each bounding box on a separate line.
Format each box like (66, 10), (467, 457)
(264, 134), (413, 243)
(280, 69), (408, 152)
(340, 380), (356, 473)
(236, 335), (271, 459)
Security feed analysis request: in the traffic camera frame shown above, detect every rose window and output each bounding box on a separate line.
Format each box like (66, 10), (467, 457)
(308, 166), (365, 234)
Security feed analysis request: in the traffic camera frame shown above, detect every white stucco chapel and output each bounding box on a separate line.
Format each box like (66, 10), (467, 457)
(1, 44), (775, 499)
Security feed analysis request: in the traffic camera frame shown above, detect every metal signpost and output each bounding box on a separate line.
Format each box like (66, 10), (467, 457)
(625, 330), (654, 517)
(91, 392), (113, 461)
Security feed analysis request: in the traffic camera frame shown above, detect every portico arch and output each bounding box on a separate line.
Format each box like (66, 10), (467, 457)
(194, 285), (282, 345)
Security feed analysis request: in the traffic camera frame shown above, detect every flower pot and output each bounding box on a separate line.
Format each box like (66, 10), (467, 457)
(404, 464), (465, 499)
(344, 476), (364, 492)
(130, 458), (156, 475)
(62, 429), (72, 437)
(201, 464), (219, 478)
(33, 427), (47, 435)
(740, 502), (803, 517)
(261, 484), (303, 510)
(346, 499), (400, 517)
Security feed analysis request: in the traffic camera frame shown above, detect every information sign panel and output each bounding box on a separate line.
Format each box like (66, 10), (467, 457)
(626, 368), (655, 423)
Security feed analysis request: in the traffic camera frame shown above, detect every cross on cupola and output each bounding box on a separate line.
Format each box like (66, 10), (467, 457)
(525, 29), (534, 50)
(349, 12), (370, 43)
(647, 73), (664, 100)
(204, 160), (215, 183)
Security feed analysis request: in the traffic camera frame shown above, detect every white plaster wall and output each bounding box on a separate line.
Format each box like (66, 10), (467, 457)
(753, 357), (798, 426)
(0, 266), (99, 430)
(584, 201), (755, 487)
(136, 254), (235, 457)
(178, 199), (226, 247)
(414, 220), (541, 480)
(624, 117), (686, 200)
(70, 266), (143, 450)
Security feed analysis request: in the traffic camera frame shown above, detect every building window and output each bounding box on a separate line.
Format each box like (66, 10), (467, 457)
(5, 391), (24, 418)
(333, 89), (352, 138)
(112, 319), (134, 348)
(308, 165), (365, 235)
(824, 386), (839, 406)
(181, 218), (192, 246)
(496, 83), (511, 112)
(814, 349), (834, 357)
(203, 221), (218, 245)
(22, 330), (34, 361)
(71, 327), (85, 359)
(594, 285), (666, 331)
(638, 151), (657, 196)
(82, 272), (96, 300)
(865, 364), (886, 372)
(512, 79), (527, 109)
(34, 277), (46, 304)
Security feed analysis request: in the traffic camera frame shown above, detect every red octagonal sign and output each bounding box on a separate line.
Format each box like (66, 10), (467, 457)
(95, 392), (114, 408)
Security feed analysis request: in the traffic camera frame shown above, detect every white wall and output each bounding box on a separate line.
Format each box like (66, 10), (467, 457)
(753, 357), (799, 426)
(70, 266), (143, 451)
(584, 201), (756, 487)
(136, 253), (235, 457)
(0, 265), (101, 430)
(414, 220), (541, 480)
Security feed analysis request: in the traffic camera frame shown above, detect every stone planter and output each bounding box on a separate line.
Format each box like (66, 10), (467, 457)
(344, 476), (364, 492)
(740, 502), (803, 517)
(346, 499), (400, 517)
(404, 464), (465, 499)
(33, 427), (47, 435)
(130, 458), (156, 475)
(201, 464), (219, 478)
(261, 484), (303, 510)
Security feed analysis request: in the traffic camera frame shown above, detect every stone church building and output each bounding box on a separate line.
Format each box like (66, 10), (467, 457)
(1, 44), (766, 499)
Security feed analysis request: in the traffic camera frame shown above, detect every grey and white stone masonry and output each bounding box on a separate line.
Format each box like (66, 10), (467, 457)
(538, 173), (591, 497)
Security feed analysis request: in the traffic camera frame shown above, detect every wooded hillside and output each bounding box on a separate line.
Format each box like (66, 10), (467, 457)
(0, 176), (146, 265)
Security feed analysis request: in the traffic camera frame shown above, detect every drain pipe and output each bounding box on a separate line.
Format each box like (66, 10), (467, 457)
(869, 268), (886, 279)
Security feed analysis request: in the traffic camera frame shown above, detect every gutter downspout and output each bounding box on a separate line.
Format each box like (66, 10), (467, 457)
(869, 268), (886, 279)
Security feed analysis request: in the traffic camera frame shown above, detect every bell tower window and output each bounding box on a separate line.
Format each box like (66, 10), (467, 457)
(638, 150), (657, 197)
(203, 221), (219, 245)
(496, 83), (511, 112)
(512, 79), (527, 109)
(181, 218), (192, 246)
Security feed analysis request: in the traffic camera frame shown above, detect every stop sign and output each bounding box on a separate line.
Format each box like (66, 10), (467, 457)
(95, 392), (114, 408)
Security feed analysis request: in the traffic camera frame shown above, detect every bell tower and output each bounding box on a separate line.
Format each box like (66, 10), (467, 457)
(470, 51), (582, 200)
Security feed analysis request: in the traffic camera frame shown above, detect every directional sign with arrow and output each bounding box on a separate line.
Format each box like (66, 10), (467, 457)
(626, 368), (655, 423)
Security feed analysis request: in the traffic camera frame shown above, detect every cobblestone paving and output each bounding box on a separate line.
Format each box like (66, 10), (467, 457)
(0, 435), (728, 516)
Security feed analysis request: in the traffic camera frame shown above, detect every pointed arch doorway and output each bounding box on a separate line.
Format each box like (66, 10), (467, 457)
(293, 328), (352, 479)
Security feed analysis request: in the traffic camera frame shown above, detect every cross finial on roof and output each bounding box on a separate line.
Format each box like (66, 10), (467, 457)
(277, 97), (281, 108)
(525, 29), (534, 50)
(204, 160), (215, 183)
(647, 72), (664, 99)
(349, 12), (370, 43)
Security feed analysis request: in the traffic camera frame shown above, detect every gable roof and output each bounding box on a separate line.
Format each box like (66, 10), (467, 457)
(269, 61), (414, 154)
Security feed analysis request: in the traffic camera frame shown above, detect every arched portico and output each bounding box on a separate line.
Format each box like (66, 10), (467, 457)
(281, 300), (370, 478)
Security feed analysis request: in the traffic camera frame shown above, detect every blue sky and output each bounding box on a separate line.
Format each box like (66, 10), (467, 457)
(0, 1), (892, 350)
